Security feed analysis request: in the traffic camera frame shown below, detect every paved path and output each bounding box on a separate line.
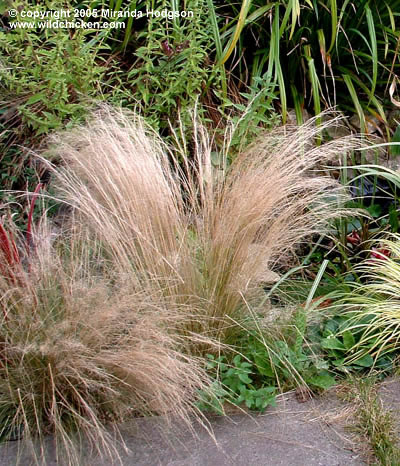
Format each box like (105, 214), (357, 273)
(0, 390), (366, 465)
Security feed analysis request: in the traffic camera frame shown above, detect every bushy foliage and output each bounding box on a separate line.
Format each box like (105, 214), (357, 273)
(0, 106), (362, 460)
(126, 0), (218, 131)
(332, 236), (400, 364)
(0, 0), (123, 199)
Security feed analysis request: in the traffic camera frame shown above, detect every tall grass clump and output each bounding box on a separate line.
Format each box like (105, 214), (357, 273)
(48, 106), (361, 349)
(0, 219), (209, 464)
(212, 1), (399, 129)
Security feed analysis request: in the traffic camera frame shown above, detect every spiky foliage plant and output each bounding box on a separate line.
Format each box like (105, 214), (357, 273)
(211, 0), (400, 130)
(0, 217), (209, 465)
(47, 106), (360, 349)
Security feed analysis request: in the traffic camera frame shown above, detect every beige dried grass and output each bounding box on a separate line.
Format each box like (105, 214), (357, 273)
(0, 106), (364, 464)
(0, 221), (209, 465)
(48, 106), (360, 347)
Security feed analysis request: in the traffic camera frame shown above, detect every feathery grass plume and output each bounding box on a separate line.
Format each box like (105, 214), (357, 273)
(332, 235), (400, 364)
(0, 216), (209, 465)
(48, 107), (360, 348)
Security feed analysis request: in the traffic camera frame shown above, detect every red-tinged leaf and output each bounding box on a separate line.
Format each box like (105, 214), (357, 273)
(370, 247), (391, 261)
(0, 222), (19, 265)
(0, 222), (20, 295)
(347, 230), (361, 246)
(161, 40), (173, 57)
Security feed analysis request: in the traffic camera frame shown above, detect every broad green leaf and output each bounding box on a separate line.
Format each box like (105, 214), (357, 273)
(354, 354), (374, 367)
(254, 357), (274, 378)
(219, 0), (252, 65)
(245, 398), (254, 409)
(238, 373), (252, 384)
(342, 330), (356, 350)
(324, 318), (340, 335)
(26, 93), (46, 105)
(343, 74), (366, 134)
(321, 337), (346, 350)
(327, 0), (337, 54)
(233, 355), (242, 365)
(366, 204), (382, 218)
(308, 374), (336, 389)
(332, 358), (345, 367)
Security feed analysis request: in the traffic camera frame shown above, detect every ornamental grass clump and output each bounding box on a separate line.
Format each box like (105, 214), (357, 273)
(335, 236), (400, 363)
(0, 107), (362, 463)
(0, 220), (208, 465)
(49, 106), (360, 348)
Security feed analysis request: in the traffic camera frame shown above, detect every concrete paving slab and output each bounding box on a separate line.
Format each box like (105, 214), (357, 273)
(378, 376), (400, 444)
(0, 390), (366, 466)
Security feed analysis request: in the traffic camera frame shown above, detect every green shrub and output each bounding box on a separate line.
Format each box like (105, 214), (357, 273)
(0, 1), (120, 198)
(197, 354), (277, 413)
(0, 2), (111, 135)
(126, 0), (217, 132)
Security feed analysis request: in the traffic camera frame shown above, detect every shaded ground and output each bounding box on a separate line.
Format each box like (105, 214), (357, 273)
(0, 389), (367, 466)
